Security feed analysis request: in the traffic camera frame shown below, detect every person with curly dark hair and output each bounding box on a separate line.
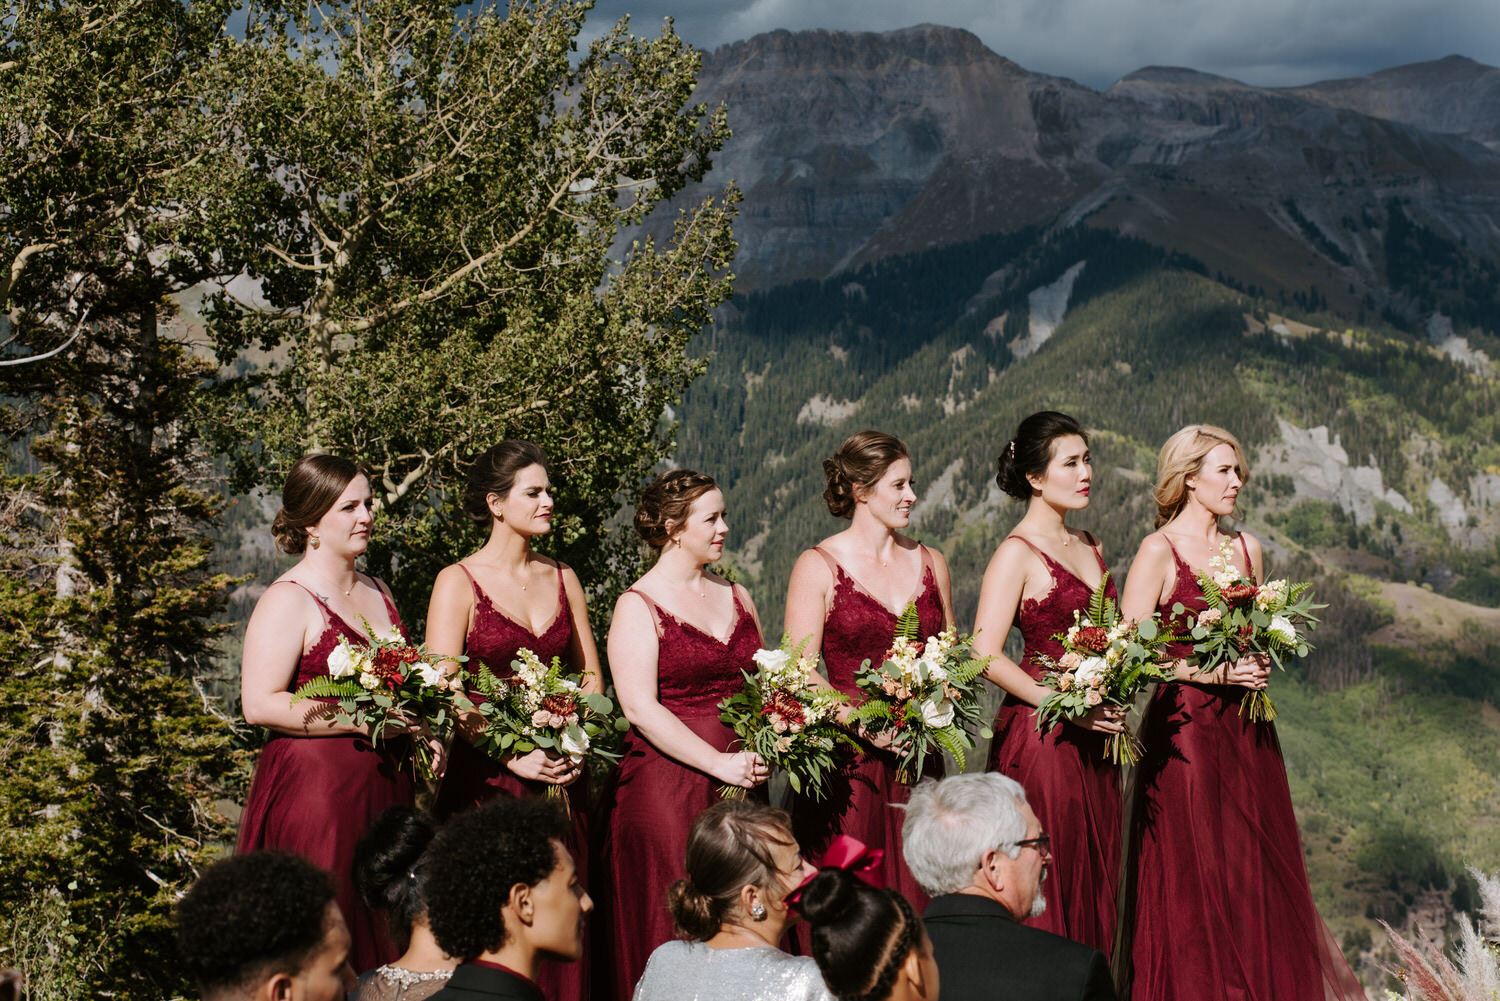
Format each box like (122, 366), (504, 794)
(423, 799), (591, 1001)
(175, 851), (355, 1001)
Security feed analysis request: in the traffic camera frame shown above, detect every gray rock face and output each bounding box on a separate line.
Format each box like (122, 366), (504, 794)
(1260, 418), (1412, 526)
(659, 25), (1500, 291)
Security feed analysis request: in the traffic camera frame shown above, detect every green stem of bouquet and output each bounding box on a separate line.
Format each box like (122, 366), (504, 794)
(1239, 690), (1278, 722)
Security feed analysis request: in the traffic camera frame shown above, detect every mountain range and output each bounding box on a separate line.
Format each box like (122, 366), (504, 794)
(655, 25), (1500, 987)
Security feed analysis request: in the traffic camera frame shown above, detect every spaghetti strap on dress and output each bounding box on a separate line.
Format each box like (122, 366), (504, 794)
(985, 534), (1121, 958)
(1126, 537), (1366, 1000)
(236, 580), (414, 974)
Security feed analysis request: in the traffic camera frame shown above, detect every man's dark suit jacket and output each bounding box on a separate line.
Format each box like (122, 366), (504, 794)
(426, 962), (546, 1001)
(923, 893), (1118, 1001)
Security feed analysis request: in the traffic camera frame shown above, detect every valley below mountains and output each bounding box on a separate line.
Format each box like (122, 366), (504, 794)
(664, 24), (1500, 990)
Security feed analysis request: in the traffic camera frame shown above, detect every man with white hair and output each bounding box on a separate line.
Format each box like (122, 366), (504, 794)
(902, 773), (1116, 1001)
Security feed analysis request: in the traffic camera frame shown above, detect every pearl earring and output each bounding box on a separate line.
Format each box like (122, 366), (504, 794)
(309, 535), (320, 550)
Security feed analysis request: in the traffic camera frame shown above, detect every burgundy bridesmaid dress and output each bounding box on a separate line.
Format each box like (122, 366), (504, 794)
(1128, 536), (1367, 1001)
(789, 544), (945, 907)
(599, 585), (763, 1001)
(985, 534), (1120, 958)
(431, 563), (591, 1001)
(236, 581), (414, 974)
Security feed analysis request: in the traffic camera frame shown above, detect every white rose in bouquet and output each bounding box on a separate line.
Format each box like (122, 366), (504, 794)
(753, 647), (793, 673)
(1267, 615), (1297, 646)
(916, 656), (948, 683)
(1074, 656), (1109, 690)
(920, 696), (955, 728)
(414, 661), (445, 688)
(327, 640), (357, 679)
(560, 724), (590, 762)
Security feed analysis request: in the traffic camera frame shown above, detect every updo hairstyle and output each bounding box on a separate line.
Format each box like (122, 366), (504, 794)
(463, 440), (549, 527)
(353, 807), (438, 952)
(634, 469), (719, 550)
(823, 431), (910, 519)
(994, 411), (1088, 501)
(800, 867), (923, 1001)
(271, 453), (364, 554)
(1153, 424), (1249, 528)
(668, 799), (796, 940)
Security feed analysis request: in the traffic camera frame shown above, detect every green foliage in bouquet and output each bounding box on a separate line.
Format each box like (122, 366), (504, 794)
(1180, 541), (1324, 721)
(846, 603), (991, 783)
(460, 653), (627, 771)
(1033, 573), (1177, 764)
(718, 638), (860, 800)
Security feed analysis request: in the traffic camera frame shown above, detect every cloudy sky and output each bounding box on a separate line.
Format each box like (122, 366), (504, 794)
(581, 0), (1500, 90)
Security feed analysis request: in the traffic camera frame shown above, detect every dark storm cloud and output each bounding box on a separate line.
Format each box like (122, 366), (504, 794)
(580, 0), (1500, 89)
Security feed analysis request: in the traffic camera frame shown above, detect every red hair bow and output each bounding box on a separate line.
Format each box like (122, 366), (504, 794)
(786, 835), (885, 911)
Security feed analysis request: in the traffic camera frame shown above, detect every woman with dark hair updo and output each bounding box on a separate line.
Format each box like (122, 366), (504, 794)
(783, 430), (955, 909)
(601, 469), (770, 1000)
(1120, 427), (1366, 1000)
(238, 453), (415, 972)
(800, 863), (939, 1001)
(632, 799), (830, 1001)
(423, 440), (601, 998)
(972, 411), (1124, 958)
(351, 807), (456, 1001)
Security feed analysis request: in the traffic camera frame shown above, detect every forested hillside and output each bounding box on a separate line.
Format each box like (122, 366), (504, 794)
(675, 223), (1500, 985)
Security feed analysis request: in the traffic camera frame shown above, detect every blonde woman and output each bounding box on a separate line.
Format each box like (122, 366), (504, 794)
(1120, 425), (1365, 1001)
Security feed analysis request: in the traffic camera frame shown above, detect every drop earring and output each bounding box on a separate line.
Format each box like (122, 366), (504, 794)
(309, 535), (320, 550)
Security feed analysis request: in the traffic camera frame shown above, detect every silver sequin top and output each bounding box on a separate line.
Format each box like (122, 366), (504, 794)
(632, 941), (836, 1001)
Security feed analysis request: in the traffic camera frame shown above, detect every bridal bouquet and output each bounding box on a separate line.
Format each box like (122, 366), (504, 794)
(291, 621), (464, 780)
(1032, 574), (1176, 765)
(1175, 539), (1321, 722)
(718, 637), (858, 800)
(457, 648), (626, 797)
(846, 605), (991, 784)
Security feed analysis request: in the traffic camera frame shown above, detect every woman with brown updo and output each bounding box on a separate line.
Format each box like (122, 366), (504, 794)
(783, 430), (955, 909)
(424, 441), (602, 998)
(237, 453), (415, 972)
(632, 799), (829, 1001)
(601, 469), (770, 1001)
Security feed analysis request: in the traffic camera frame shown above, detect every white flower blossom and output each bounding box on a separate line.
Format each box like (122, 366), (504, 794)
(920, 696), (955, 728)
(358, 671), (380, 690)
(327, 641), (357, 679)
(1074, 657), (1109, 690)
(560, 725), (589, 761)
(754, 647), (793, 674)
(414, 661), (444, 688)
(1267, 615), (1297, 646)
(1256, 580), (1289, 612)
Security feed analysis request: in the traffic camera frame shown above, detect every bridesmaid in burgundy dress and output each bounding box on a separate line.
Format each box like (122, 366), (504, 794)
(602, 470), (770, 1001)
(1121, 425), (1366, 1001)
(238, 454), (415, 973)
(973, 412), (1125, 958)
(783, 430), (954, 906)
(425, 441), (601, 999)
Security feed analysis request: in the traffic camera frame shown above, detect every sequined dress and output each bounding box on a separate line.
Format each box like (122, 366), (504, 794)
(351, 965), (453, 1001)
(789, 544), (945, 907)
(237, 581), (414, 973)
(985, 535), (1121, 958)
(430, 562), (590, 1001)
(632, 942), (834, 1001)
(600, 585), (764, 1001)
(1126, 536), (1367, 1000)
